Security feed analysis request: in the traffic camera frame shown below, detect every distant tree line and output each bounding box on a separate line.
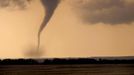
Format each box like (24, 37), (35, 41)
(0, 58), (134, 65)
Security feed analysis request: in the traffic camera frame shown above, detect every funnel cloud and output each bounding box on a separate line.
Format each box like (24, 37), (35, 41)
(37, 0), (60, 50)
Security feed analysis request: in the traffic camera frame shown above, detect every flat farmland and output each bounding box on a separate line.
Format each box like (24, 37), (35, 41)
(0, 64), (134, 75)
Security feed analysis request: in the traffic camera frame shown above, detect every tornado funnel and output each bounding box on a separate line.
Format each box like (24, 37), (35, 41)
(37, 0), (60, 50)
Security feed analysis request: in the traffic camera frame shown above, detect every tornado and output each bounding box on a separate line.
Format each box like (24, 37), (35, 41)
(37, 0), (60, 50)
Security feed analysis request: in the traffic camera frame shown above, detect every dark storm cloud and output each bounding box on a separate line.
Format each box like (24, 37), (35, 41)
(72, 0), (134, 24)
(0, 0), (31, 9)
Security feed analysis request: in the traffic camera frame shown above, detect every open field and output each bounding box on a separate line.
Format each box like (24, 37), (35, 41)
(0, 64), (134, 75)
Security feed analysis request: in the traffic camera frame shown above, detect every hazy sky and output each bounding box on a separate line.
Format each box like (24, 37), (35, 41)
(0, 0), (134, 58)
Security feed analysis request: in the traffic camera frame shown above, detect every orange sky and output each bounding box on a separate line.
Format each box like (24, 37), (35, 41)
(0, 0), (134, 58)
